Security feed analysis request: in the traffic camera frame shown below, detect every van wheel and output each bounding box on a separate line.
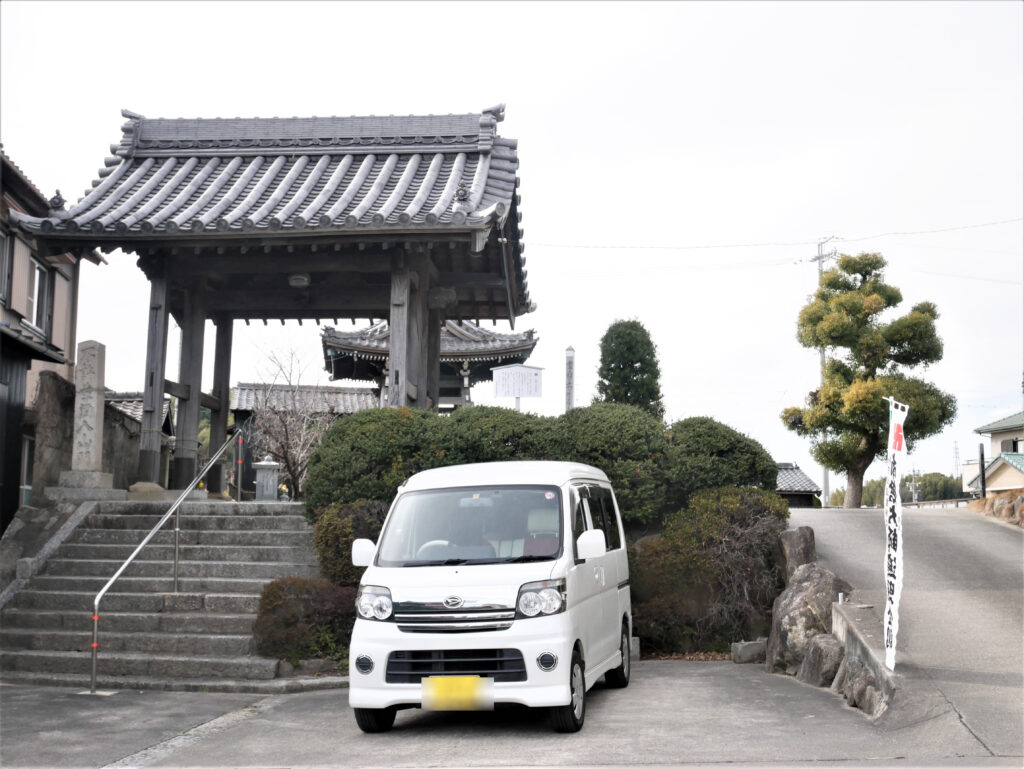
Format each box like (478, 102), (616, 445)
(550, 650), (586, 732)
(605, 624), (631, 688)
(353, 707), (396, 733)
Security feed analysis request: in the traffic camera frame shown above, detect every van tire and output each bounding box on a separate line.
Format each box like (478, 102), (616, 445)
(353, 707), (397, 733)
(605, 623), (631, 688)
(550, 650), (586, 732)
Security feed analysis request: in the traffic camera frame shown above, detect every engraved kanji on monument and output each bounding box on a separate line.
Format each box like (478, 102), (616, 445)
(59, 340), (114, 489)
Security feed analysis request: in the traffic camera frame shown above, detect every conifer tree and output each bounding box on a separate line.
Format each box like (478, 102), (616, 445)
(781, 253), (956, 508)
(596, 320), (665, 419)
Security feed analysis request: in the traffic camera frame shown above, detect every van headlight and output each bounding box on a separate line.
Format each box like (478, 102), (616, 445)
(516, 578), (566, 618)
(356, 585), (393, 621)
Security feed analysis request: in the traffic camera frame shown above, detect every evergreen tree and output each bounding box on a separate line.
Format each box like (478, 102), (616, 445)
(596, 320), (665, 419)
(781, 253), (956, 508)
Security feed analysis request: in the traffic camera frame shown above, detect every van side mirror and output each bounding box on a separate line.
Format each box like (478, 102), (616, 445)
(576, 529), (606, 560)
(352, 538), (376, 567)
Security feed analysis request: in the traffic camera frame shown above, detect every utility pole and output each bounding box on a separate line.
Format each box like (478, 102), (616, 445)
(811, 236), (838, 505)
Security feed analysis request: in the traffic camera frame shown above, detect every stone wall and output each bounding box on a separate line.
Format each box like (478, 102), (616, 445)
(29, 371), (145, 502)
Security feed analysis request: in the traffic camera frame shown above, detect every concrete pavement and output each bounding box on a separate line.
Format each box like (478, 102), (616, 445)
(1, 660), (1016, 768)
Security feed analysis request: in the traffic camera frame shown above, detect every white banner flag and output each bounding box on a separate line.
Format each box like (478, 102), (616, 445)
(883, 397), (909, 671)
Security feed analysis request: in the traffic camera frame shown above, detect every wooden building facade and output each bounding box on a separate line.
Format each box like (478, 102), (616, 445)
(10, 106), (531, 490)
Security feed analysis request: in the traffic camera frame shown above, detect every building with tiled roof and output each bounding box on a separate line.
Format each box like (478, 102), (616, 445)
(105, 391), (174, 433)
(775, 462), (821, 508)
(975, 410), (1023, 456)
(966, 453), (1024, 495)
(7, 105), (530, 491)
(322, 320), (538, 409)
(230, 383), (378, 416)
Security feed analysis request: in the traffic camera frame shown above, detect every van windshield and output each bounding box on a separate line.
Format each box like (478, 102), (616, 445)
(375, 485), (563, 567)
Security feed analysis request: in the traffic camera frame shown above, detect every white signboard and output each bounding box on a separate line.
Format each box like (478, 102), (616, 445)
(493, 364), (543, 399)
(883, 397), (909, 671)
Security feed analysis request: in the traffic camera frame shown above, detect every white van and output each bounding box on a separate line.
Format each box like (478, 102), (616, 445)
(348, 461), (632, 733)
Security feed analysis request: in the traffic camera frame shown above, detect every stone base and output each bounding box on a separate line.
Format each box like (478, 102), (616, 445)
(127, 481), (169, 501)
(58, 470), (113, 489)
(44, 487), (128, 503)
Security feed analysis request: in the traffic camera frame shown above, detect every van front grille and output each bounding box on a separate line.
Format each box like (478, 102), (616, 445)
(385, 649), (527, 683)
(393, 608), (515, 633)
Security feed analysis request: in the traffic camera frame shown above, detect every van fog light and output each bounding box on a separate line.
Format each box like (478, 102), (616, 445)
(536, 651), (558, 672)
(355, 655), (374, 674)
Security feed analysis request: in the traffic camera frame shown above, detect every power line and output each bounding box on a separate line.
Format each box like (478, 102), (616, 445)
(530, 216), (1023, 252)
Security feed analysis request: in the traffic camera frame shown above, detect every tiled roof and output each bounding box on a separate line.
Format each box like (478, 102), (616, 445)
(323, 320), (538, 363)
(230, 383), (377, 414)
(967, 452), (1024, 488)
(975, 411), (1023, 434)
(9, 106), (519, 237)
(105, 391), (172, 428)
(776, 463), (821, 494)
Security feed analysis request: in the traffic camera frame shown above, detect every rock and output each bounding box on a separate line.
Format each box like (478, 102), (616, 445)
(779, 526), (816, 582)
(993, 498), (1010, 520)
(1012, 495), (1024, 523)
(836, 655), (882, 716)
(731, 638), (767, 664)
(765, 563), (851, 673)
(797, 632), (844, 686)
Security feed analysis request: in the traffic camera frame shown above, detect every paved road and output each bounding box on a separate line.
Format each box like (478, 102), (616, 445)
(790, 505), (1024, 759)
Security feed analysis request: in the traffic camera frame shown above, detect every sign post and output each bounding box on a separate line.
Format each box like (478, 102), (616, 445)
(493, 364), (543, 412)
(883, 396), (909, 671)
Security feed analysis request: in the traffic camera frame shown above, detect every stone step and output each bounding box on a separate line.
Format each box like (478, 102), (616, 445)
(8, 590), (260, 614)
(0, 609), (255, 634)
(57, 542), (316, 563)
(94, 502), (305, 518)
(41, 558), (319, 580)
(1, 628), (254, 656)
(0, 670), (346, 694)
(71, 528), (314, 547)
(0, 649), (278, 680)
(78, 514), (310, 531)
(28, 575), (269, 595)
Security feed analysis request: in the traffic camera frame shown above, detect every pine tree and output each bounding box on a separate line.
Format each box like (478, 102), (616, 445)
(781, 253), (956, 508)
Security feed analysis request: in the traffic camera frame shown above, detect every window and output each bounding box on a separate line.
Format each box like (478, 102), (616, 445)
(585, 485), (621, 551)
(24, 259), (48, 330)
(0, 230), (10, 304)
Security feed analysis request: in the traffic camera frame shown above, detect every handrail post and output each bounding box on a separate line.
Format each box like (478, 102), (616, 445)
(90, 607), (99, 693)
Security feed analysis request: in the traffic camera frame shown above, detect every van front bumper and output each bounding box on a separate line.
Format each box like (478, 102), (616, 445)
(348, 615), (575, 710)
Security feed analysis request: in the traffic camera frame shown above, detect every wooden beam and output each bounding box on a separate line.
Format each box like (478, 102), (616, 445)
(140, 274), (169, 485)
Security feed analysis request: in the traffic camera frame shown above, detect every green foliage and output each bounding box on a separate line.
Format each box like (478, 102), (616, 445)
(631, 487), (789, 653)
(313, 499), (390, 587)
(782, 253), (956, 506)
(661, 417), (778, 513)
(553, 403), (669, 528)
(595, 320), (665, 418)
(303, 408), (441, 512)
(252, 577), (355, 666)
(831, 472), (968, 507)
(304, 403), (779, 535)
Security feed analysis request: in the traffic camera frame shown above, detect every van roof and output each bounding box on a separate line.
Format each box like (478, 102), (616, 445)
(400, 461), (609, 492)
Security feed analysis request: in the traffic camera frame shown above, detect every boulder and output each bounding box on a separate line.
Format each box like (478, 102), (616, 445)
(1012, 495), (1024, 524)
(832, 654), (884, 717)
(797, 632), (844, 686)
(731, 637), (767, 664)
(779, 526), (816, 582)
(765, 563), (851, 673)
(993, 498), (1010, 520)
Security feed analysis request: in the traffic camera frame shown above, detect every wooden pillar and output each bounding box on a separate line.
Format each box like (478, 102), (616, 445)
(206, 314), (232, 495)
(427, 309), (441, 411)
(139, 275), (169, 485)
(387, 269), (412, 408)
(170, 289), (205, 488)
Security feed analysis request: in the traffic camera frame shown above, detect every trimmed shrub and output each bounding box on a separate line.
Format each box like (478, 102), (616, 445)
(436, 405), (556, 463)
(630, 487), (789, 653)
(313, 499), (390, 588)
(554, 403), (669, 529)
(662, 417), (778, 512)
(253, 577), (356, 666)
(303, 407), (442, 514)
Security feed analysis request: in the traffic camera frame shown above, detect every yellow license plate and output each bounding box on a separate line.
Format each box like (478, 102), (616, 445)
(422, 675), (494, 711)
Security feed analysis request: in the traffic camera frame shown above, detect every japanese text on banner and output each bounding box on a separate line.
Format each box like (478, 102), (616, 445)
(883, 397), (909, 671)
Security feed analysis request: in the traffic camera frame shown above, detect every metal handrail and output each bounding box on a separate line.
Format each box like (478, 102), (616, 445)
(89, 428), (242, 693)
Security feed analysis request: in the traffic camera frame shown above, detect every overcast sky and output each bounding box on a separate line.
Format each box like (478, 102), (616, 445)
(2, 1), (1022, 493)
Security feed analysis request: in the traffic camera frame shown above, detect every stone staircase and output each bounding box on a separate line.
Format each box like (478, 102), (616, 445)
(0, 501), (343, 692)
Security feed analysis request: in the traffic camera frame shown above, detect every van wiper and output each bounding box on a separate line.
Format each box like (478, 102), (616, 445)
(504, 554), (553, 563)
(403, 558), (469, 567)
